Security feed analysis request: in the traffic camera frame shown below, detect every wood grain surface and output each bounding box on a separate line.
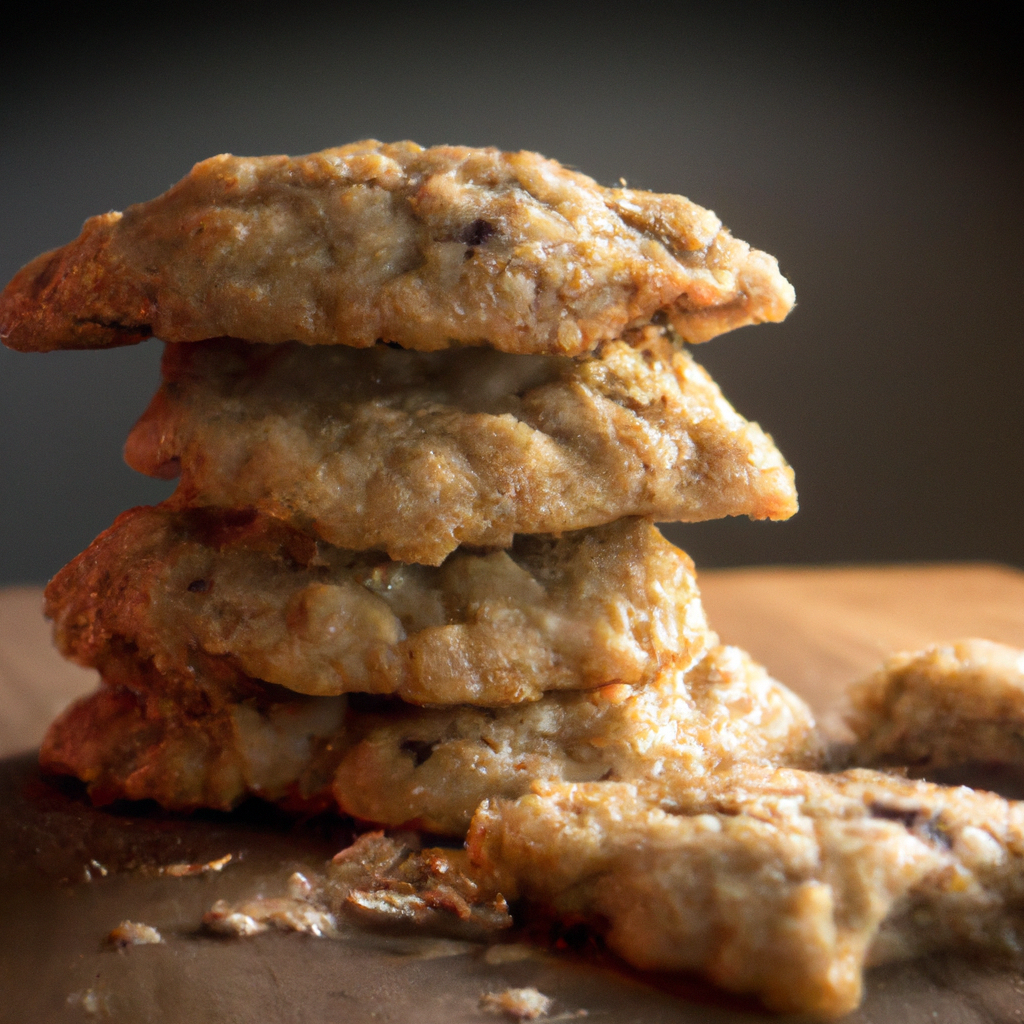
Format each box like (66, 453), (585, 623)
(0, 586), (95, 757)
(700, 562), (1024, 737)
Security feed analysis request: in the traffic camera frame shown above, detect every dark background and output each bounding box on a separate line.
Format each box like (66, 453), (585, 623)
(1, 3), (1021, 585)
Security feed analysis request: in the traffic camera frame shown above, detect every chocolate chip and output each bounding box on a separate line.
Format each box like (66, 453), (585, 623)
(868, 802), (918, 829)
(462, 219), (495, 247)
(187, 578), (210, 594)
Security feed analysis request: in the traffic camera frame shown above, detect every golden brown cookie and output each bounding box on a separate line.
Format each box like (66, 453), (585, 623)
(332, 644), (821, 835)
(0, 141), (793, 355)
(46, 506), (712, 705)
(469, 766), (1024, 1016)
(845, 638), (1024, 771)
(126, 329), (796, 565)
(39, 644), (820, 829)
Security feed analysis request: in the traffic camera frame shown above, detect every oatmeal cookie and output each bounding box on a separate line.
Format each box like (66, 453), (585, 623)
(332, 645), (820, 835)
(39, 644), (819, 828)
(0, 141), (793, 355)
(127, 329), (796, 565)
(846, 638), (1024, 771)
(45, 506), (712, 705)
(39, 654), (344, 811)
(470, 767), (1024, 1016)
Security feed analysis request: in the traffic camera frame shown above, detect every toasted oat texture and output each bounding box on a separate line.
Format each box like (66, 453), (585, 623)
(0, 141), (794, 355)
(469, 767), (1024, 1017)
(324, 832), (512, 937)
(126, 329), (796, 565)
(46, 506), (711, 705)
(846, 638), (1024, 771)
(203, 893), (339, 940)
(39, 655), (345, 811)
(332, 645), (821, 835)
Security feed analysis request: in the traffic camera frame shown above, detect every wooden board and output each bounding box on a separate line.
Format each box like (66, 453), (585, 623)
(0, 586), (97, 758)
(4, 565), (1024, 1023)
(700, 562), (1024, 737)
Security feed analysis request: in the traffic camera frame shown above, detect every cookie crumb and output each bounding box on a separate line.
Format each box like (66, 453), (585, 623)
(158, 853), (232, 877)
(203, 896), (337, 938)
(480, 987), (553, 1020)
(67, 989), (109, 1016)
(107, 920), (163, 947)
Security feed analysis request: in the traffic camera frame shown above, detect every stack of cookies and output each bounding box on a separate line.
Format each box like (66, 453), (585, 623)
(2, 140), (858, 1002)
(0, 141), (816, 828)
(13, 143), (1024, 1019)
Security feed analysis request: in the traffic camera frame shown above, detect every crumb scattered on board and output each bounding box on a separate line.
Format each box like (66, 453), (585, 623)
(67, 989), (110, 1016)
(82, 858), (108, 881)
(203, 870), (338, 938)
(107, 921), (163, 947)
(204, 896), (338, 938)
(202, 835), (511, 943)
(155, 853), (233, 877)
(480, 988), (554, 1020)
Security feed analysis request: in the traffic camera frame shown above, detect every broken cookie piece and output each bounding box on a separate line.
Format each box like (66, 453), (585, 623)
(846, 639), (1024, 772)
(204, 833), (511, 942)
(469, 767), (1024, 1017)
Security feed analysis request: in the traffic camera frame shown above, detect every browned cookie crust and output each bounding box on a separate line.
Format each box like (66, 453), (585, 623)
(39, 654), (344, 811)
(125, 329), (796, 565)
(45, 506), (712, 706)
(0, 141), (793, 355)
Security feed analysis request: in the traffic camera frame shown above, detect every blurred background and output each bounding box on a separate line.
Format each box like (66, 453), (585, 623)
(1, 2), (1021, 585)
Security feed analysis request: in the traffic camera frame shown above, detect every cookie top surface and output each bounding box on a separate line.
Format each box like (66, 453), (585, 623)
(1, 141), (794, 355)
